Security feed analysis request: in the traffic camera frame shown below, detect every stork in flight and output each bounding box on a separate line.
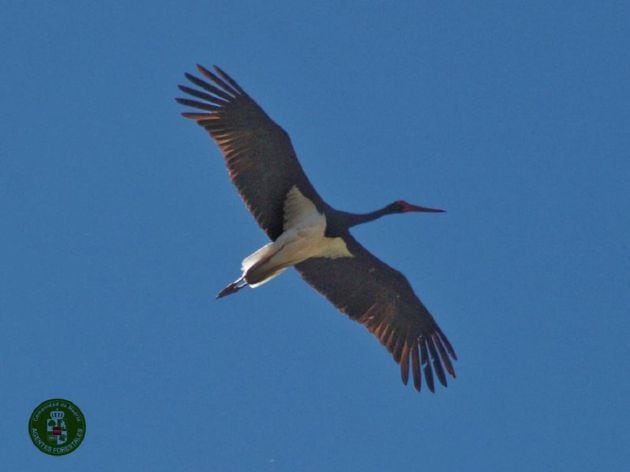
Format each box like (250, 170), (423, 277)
(176, 65), (456, 392)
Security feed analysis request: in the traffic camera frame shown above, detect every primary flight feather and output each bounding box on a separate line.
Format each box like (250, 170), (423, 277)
(176, 65), (457, 392)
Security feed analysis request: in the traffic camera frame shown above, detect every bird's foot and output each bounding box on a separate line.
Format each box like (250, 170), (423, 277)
(216, 277), (247, 299)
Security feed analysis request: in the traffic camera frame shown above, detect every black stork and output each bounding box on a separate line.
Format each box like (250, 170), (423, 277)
(176, 65), (457, 393)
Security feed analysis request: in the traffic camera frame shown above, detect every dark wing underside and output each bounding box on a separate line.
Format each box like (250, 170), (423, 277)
(176, 65), (321, 240)
(296, 234), (457, 392)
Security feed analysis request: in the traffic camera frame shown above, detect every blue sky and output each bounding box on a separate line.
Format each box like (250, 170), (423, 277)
(2, 1), (629, 470)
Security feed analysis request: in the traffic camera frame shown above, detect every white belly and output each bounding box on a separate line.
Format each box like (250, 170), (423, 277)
(240, 186), (353, 287)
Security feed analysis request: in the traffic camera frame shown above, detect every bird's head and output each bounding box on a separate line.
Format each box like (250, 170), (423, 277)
(388, 200), (446, 214)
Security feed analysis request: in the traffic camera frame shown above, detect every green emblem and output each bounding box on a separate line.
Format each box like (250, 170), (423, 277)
(28, 399), (86, 456)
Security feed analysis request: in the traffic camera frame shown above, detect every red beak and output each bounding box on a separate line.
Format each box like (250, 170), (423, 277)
(402, 202), (446, 213)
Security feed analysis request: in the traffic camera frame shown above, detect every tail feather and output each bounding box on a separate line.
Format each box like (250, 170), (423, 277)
(216, 277), (248, 299)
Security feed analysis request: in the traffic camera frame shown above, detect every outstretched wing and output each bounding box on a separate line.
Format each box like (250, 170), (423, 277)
(176, 65), (321, 240)
(296, 234), (457, 392)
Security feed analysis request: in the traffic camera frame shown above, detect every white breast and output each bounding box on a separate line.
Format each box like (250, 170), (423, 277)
(241, 186), (353, 287)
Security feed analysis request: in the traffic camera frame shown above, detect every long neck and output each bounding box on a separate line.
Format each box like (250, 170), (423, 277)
(340, 206), (393, 228)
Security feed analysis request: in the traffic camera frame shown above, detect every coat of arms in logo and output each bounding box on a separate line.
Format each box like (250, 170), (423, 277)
(28, 399), (86, 456)
(47, 409), (68, 445)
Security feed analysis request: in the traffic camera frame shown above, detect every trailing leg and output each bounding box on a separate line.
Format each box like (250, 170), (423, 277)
(216, 276), (248, 299)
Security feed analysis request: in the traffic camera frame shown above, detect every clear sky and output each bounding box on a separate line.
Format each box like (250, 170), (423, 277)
(2, 1), (629, 470)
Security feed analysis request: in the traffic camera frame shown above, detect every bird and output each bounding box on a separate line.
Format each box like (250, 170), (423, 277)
(176, 65), (457, 393)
